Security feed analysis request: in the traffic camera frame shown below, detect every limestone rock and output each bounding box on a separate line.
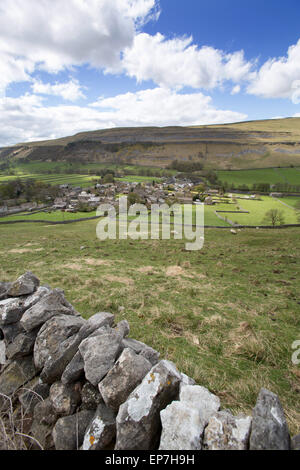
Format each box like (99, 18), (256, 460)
(122, 337), (160, 366)
(33, 314), (84, 379)
(21, 289), (79, 332)
(23, 286), (50, 310)
(115, 360), (181, 450)
(82, 404), (116, 450)
(38, 312), (114, 384)
(249, 388), (290, 450)
(79, 332), (123, 386)
(77, 312), (115, 342)
(114, 320), (130, 338)
(0, 297), (25, 325)
(49, 381), (81, 416)
(99, 348), (152, 412)
(203, 410), (252, 450)
(6, 329), (38, 360)
(7, 272), (40, 297)
(0, 340), (5, 366)
(180, 372), (196, 389)
(159, 401), (204, 450)
(0, 321), (24, 344)
(0, 356), (37, 398)
(81, 382), (104, 410)
(61, 351), (84, 384)
(53, 410), (95, 450)
(30, 398), (58, 450)
(18, 381), (50, 415)
(159, 384), (221, 450)
(33, 397), (58, 426)
(180, 384), (221, 425)
(0, 282), (11, 300)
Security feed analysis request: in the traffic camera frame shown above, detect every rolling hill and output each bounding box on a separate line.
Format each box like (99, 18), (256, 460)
(1, 117), (300, 170)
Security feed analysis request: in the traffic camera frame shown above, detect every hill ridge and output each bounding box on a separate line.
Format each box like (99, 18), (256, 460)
(1, 117), (300, 170)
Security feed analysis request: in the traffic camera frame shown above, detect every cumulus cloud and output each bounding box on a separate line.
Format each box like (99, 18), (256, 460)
(32, 79), (86, 101)
(91, 87), (247, 125)
(122, 33), (255, 89)
(248, 39), (300, 101)
(0, 88), (247, 146)
(0, 0), (159, 86)
(0, 53), (34, 96)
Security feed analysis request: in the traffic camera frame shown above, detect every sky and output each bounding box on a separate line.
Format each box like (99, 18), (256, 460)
(1, 0), (300, 146)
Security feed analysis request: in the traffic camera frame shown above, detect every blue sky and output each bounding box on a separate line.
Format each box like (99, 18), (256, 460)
(0, 0), (300, 146)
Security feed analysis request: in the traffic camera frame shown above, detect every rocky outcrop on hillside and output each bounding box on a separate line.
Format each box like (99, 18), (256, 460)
(2, 118), (300, 170)
(0, 272), (297, 450)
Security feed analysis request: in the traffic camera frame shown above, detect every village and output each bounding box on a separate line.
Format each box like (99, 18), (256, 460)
(52, 177), (222, 213)
(0, 172), (265, 219)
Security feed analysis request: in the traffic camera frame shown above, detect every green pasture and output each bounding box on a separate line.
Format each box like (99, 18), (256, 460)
(217, 168), (300, 186)
(214, 195), (299, 226)
(0, 221), (299, 434)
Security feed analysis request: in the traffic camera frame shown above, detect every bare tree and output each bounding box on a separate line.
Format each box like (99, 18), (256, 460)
(262, 209), (285, 227)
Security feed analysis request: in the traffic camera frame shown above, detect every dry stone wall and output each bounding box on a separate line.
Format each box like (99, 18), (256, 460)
(0, 272), (298, 451)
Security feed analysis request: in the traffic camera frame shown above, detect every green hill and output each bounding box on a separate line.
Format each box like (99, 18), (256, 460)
(1, 117), (300, 170)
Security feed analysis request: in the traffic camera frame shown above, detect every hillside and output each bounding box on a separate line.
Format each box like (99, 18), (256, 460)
(1, 118), (300, 170)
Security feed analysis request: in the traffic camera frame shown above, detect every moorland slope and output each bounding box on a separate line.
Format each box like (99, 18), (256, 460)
(1, 117), (300, 170)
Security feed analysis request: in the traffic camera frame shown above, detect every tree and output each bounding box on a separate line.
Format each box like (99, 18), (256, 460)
(193, 184), (205, 193)
(262, 209), (285, 227)
(102, 173), (114, 184)
(127, 192), (141, 206)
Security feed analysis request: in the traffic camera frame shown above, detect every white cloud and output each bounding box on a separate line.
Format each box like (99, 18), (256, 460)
(291, 80), (300, 104)
(122, 0), (161, 24)
(0, 0), (159, 87)
(0, 53), (34, 96)
(122, 33), (254, 89)
(0, 88), (247, 146)
(32, 79), (86, 101)
(231, 85), (241, 95)
(248, 39), (300, 101)
(91, 87), (247, 125)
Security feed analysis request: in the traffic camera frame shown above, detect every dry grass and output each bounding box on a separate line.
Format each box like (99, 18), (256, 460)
(165, 265), (195, 278)
(224, 322), (272, 364)
(3, 248), (44, 254)
(0, 392), (43, 450)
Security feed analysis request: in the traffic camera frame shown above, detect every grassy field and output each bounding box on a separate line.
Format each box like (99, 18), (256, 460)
(276, 197), (300, 209)
(0, 210), (98, 223)
(217, 168), (300, 186)
(196, 117), (300, 143)
(0, 161), (168, 187)
(0, 206), (230, 227)
(0, 172), (162, 187)
(116, 175), (161, 183)
(215, 195), (299, 226)
(0, 221), (299, 434)
(5, 161), (174, 175)
(0, 172), (98, 187)
(0, 196), (298, 227)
